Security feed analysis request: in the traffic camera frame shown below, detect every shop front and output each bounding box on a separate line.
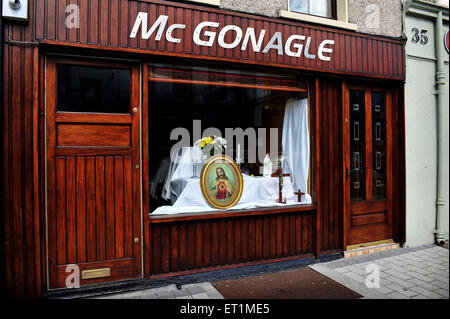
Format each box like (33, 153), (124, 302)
(1, 0), (406, 297)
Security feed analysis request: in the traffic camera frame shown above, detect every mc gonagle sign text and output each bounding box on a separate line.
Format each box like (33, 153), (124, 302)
(130, 13), (335, 61)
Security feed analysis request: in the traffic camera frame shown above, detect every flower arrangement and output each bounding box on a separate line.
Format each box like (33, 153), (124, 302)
(195, 136), (227, 161)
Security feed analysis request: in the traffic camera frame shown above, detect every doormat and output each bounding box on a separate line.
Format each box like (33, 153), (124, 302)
(212, 267), (361, 299)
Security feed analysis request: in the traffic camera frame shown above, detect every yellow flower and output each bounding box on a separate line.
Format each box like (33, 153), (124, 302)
(200, 141), (206, 148)
(201, 137), (212, 145)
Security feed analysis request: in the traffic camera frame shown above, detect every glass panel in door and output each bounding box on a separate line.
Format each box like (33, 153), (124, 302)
(349, 90), (366, 202)
(372, 92), (387, 200)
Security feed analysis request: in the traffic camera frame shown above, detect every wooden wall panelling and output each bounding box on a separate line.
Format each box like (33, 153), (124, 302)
(38, 49), (47, 297)
(392, 86), (406, 244)
(143, 63), (151, 278)
(322, 80), (329, 251)
(391, 89), (399, 242)
(2, 3), (43, 296)
(317, 78), (342, 252)
(148, 210), (315, 276)
(313, 79), (321, 258)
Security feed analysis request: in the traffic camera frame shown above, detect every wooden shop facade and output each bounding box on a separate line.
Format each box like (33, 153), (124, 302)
(1, 0), (406, 298)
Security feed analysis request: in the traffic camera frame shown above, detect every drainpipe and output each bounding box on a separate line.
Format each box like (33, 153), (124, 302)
(0, 9), (4, 294)
(400, 0), (411, 248)
(434, 10), (446, 246)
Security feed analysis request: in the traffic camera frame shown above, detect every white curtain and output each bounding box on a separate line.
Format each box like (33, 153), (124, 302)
(282, 98), (310, 198)
(310, 0), (329, 17)
(291, 0), (309, 13)
(291, 0), (329, 17)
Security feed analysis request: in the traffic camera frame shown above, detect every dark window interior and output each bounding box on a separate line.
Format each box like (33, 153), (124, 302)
(148, 64), (307, 211)
(57, 64), (131, 113)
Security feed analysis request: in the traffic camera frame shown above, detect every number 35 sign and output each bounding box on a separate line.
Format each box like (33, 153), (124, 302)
(411, 28), (428, 45)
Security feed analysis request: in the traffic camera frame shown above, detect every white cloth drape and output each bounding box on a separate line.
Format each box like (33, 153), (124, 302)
(282, 98), (310, 202)
(152, 175), (310, 215)
(150, 158), (170, 199)
(162, 146), (203, 203)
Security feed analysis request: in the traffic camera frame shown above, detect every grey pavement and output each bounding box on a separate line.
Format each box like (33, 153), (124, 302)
(310, 244), (449, 299)
(97, 282), (224, 299)
(95, 244), (448, 299)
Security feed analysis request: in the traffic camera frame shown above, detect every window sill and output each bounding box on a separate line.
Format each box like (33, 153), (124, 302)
(183, 0), (220, 7)
(279, 10), (357, 31)
(148, 204), (317, 224)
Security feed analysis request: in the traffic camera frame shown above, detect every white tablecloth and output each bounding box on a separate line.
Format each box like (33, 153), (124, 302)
(151, 174), (312, 215)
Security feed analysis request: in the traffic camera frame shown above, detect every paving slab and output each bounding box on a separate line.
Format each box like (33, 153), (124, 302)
(97, 282), (224, 299)
(310, 245), (449, 299)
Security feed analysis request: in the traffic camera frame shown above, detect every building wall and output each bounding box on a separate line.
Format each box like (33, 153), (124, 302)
(220, 0), (286, 18)
(219, 0), (403, 38)
(347, 0), (402, 37)
(404, 2), (449, 247)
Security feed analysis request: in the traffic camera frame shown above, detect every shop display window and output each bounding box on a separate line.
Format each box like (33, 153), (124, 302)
(148, 62), (312, 215)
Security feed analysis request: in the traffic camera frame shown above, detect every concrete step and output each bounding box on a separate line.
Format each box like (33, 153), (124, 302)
(344, 241), (400, 258)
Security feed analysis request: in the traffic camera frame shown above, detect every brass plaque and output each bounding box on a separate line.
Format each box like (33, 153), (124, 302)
(81, 268), (111, 280)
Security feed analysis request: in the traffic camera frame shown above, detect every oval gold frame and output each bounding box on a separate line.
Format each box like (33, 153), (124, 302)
(200, 155), (244, 210)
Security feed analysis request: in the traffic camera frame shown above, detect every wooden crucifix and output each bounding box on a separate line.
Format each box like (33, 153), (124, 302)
(294, 189), (305, 203)
(272, 168), (290, 204)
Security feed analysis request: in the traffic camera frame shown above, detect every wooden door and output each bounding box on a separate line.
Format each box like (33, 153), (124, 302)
(343, 83), (393, 248)
(46, 58), (142, 289)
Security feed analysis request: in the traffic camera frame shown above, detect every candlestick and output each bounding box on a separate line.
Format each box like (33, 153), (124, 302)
(236, 143), (242, 164)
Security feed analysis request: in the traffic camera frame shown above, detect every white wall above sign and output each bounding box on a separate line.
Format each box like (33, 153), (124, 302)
(2, 0), (28, 21)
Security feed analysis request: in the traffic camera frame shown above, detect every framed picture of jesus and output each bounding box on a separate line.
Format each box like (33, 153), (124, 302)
(200, 155), (244, 210)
